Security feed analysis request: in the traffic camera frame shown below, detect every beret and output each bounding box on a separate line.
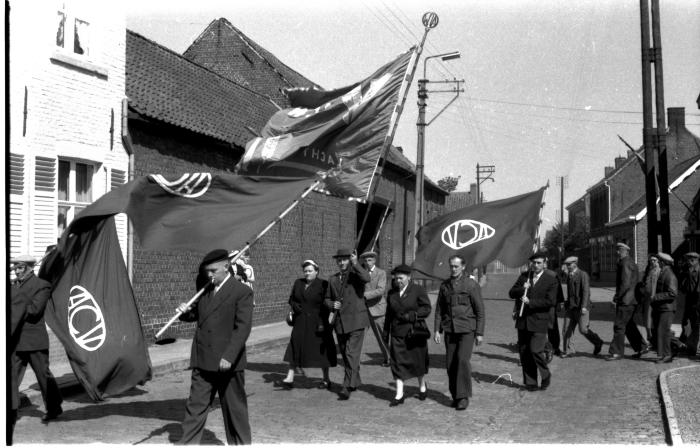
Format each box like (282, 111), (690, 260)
(301, 259), (319, 269)
(564, 256), (578, 264)
(202, 249), (229, 266)
(391, 264), (413, 275)
(529, 251), (548, 261)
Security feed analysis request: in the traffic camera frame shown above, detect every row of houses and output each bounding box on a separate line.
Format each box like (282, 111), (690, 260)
(8, 4), (448, 341)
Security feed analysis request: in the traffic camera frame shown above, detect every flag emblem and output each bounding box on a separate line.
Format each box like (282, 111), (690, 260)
(441, 219), (495, 250)
(68, 285), (107, 352)
(150, 173), (212, 198)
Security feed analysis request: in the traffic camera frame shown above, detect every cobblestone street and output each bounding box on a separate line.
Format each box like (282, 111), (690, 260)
(14, 293), (697, 445)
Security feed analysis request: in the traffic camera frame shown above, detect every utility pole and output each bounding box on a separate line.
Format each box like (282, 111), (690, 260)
(476, 164), (495, 204)
(557, 176), (568, 268)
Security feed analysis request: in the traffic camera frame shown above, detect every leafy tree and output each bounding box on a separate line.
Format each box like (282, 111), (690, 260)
(437, 175), (460, 192)
(542, 219), (591, 269)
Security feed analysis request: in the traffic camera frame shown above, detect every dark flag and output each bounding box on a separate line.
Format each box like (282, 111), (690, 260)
(238, 48), (416, 199)
(42, 217), (152, 401)
(414, 187), (546, 278)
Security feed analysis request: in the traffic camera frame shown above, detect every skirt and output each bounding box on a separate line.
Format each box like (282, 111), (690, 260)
(389, 334), (428, 380)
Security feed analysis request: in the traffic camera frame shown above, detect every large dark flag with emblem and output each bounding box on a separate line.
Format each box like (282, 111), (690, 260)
(42, 217), (152, 401)
(238, 47), (416, 199)
(413, 187), (546, 279)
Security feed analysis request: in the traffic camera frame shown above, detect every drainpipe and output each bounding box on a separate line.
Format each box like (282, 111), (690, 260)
(121, 98), (135, 282)
(604, 181), (611, 225)
(632, 217), (638, 265)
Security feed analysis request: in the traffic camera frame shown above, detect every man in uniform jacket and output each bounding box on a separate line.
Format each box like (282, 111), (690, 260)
(561, 256), (604, 357)
(11, 254), (63, 422)
(434, 255), (485, 410)
(361, 251), (390, 367)
(607, 242), (648, 360)
(651, 252), (678, 363)
(325, 248), (371, 400)
(176, 249), (254, 445)
(509, 252), (558, 391)
(680, 252), (700, 357)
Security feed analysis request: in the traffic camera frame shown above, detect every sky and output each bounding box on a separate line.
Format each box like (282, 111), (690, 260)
(126, 0), (700, 232)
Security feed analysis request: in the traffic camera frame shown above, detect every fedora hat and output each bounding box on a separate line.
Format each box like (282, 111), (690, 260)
(332, 248), (353, 258)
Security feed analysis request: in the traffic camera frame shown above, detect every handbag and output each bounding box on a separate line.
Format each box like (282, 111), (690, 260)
(407, 318), (430, 342)
(286, 310), (295, 327)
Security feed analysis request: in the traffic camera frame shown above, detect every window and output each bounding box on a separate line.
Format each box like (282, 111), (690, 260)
(58, 160), (94, 235)
(55, 3), (90, 56)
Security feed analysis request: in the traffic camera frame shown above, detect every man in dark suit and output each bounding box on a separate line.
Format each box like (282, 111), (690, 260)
(607, 242), (648, 361)
(176, 249), (254, 445)
(680, 252), (699, 357)
(561, 256), (604, 357)
(360, 250), (390, 367)
(11, 254), (63, 422)
(325, 248), (371, 400)
(509, 252), (559, 391)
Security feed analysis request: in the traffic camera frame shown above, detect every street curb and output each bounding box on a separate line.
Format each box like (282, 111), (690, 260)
(658, 365), (697, 446)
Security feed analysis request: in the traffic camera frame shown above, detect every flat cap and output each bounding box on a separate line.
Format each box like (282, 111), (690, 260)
(656, 252), (673, 264)
(360, 251), (377, 258)
(529, 251), (548, 261)
(616, 242), (631, 250)
(685, 251), (700, 259)
(564, 256), (578, 264)
(202, 249), (229, 266)
(391, 264), (413, 275)
(11, 254), (36, 264)
(332, 248), (353, 258)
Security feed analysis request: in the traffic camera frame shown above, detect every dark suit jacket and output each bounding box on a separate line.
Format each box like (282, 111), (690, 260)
(509, 270), (559, 333)
(324, 263), (371, 334)
(434, 274), (485, 335)
(652, 265), (678, 312)
(566, 268), (591, 309)
(614, 255), (639, 306)
(180, 276), (254, 372)
(12, 273), (52, 351)
(384, 282), (431, 338)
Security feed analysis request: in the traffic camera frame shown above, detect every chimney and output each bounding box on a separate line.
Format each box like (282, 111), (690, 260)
(605, 166), (614, 177)
(614, 156), (626, 169)
(667, 107), (685, 129)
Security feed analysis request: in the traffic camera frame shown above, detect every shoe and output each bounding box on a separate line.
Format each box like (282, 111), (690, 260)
(42, 409), (62, 422)
(655, 356), (673, 364)
(606, 354), (622, 361)
(632, 346), (650, 358)
(318, 380), (332, 390)
(540, 375), (551, 390)
(389, 396), (405, 407)
(338, 387), (350, 400)
(418, 390), (427, 401)
(455, 398), (469, 410)
(593, 342), (603, 356)
(560, 352), (571, 358)
(348, 386), (357, 392)
(451, 399), (458, 408)
(381, 361), (391, 368)
(524, 384), (539, 392)
(274, 379), (294, 389)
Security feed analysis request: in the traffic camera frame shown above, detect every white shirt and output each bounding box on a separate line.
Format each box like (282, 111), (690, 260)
(531, 271), (543, 286)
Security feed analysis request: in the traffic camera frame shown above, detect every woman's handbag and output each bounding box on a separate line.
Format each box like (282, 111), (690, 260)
(406, 318), (430, 342)
(286, 310), (295, 327)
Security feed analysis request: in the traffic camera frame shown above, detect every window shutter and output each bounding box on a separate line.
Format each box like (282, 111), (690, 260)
(35, 156), (56, 192)
(110, 169), (126, 190)
(10, 153), (25, 195)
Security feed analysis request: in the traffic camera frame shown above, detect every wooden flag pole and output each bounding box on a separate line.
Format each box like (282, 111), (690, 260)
(520, 183), (549, 318)
(369, 200), (393, 253)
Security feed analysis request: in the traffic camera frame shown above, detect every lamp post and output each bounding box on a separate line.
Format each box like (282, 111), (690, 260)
(414, 50), (464, 259)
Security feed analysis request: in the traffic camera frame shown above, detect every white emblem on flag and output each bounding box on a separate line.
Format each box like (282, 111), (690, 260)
(441, 219), (495, 250)
(150, 173), (212, 198)
(68, 285), (107, 352)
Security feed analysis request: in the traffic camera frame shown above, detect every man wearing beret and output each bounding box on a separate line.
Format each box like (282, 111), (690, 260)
(680, 252), (700, 357)
(650, 253), (678, 363)
(360, 251), (390, 367)
(11, 254), (63, 423)
(561, 256), (604, 357)
(607, 242), (649, 361)
(325, 248), (371, 400)
(509, 252), (559, 391)
(176, 249), (254, 445)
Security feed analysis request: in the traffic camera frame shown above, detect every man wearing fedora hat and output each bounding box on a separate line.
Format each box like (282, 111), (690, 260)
(360, 250), (390, 367)
(680, 252), (700, 357)
(325, 248), (371, 400)
(607, 242), (649, 361)
(561, 256), (604, 357)
(10, 253), (64, 423)
(176, 249), (254, 445)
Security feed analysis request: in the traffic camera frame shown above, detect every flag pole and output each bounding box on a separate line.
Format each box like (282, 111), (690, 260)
(355, 21), (432, 249)
(155, 176), (323, 339)
(369, 200), (393, 253)
(521, 183), (549, 318)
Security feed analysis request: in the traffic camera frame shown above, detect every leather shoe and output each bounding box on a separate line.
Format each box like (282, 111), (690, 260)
(632, 346), (650, 358)
(455, 398), (469, 410)
(655, 356), (673, 364)
(318, 379), (332, 390)
(524, 384), (539, 392)
(338, 387), (351, 400)
(417, 390), (427, 401)
(540, 375), (551, 390)
(389, 396), (405, 407)
(42, 409), (62, 422)
(348, 386), (357, 392)
(593, 342), (603, 356)
(606, 354), (622, 361)
(560, 352), (571, 358)
(274, 379), (294, 389)
(381, 361), (391, 368)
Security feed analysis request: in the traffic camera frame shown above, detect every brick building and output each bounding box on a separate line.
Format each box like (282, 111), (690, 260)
(566, 107), (700, 281)
(125, 22), (446, 339)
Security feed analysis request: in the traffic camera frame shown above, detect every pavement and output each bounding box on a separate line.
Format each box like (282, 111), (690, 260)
(18, 284), (700, 444)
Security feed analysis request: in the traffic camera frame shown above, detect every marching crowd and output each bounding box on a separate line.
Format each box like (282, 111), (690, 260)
(9, 242), (699, 445)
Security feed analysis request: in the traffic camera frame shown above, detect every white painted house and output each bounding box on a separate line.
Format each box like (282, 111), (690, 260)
(9, 1), (129, 264)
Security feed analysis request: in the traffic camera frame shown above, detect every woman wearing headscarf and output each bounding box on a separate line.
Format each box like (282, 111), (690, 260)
(276, 260), (337, 389)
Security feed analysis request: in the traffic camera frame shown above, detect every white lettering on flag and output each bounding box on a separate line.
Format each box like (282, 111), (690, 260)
(441, 219), (496, 250)
(68, 285), (107, 352)
(151, 173), (212, 198)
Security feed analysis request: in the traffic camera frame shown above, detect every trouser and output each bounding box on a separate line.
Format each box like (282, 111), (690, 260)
(610, 304), (646, 356)
(547, 310), (561, 352)
(641, 298), (653, 342)
(13, 350), (63, 415)
(178, 368), (251, 445)
(562, 307), (603, 353)
(337, 329), (365, 388)
(683, 304), (699, 356)
(651, 309), (675, 358)
(445, 332), (475, 400)
(367, 314), (389, 363)
(517, 329), (550, 386)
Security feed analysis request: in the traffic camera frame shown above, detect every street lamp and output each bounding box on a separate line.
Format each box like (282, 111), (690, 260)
(414, 50), (463, 259)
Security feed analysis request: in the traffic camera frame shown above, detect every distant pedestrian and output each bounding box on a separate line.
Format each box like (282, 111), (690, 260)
(324, 248), (371, 400)
(176, 249), (253, 445)
(641, 255), (661, 349)
(509, 252), (558, 391)
(434, 255), (484, 410)
(607, 242), (649, 361)
(277, 260), (336, 390)
(680, 252), (700, 357)
(230, 250), (255, 290)
(651, 253), (678, 364)
(360, 251), (390, 367)
(560, 256), (604, 357)
(11, 254), (63, 423)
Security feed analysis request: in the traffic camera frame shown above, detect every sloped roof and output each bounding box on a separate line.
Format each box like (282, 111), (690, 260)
(608, 154), (700, 225)
(183, 18), (317, 108)
(126, 30), (278, 148)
